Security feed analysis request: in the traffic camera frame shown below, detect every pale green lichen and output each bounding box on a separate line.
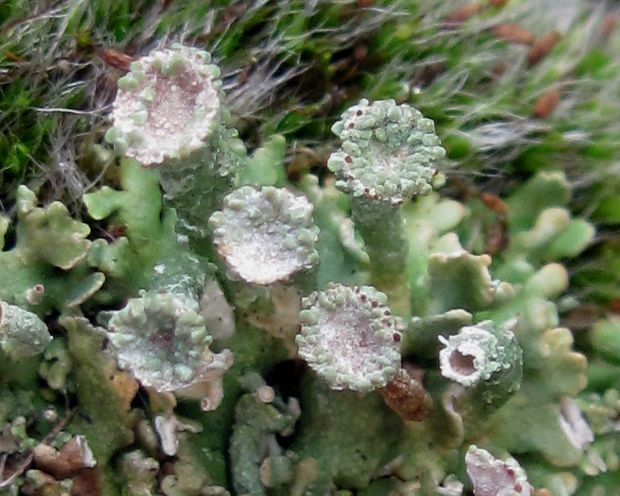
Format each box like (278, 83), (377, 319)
(439, 321), (523, 393)
(465, 445), (531, 496)
(0, 32), (610, 496)
(230, 391), (300, 495)
(13, 186), (91, 270)
(325, 99), (447, 314)
(39, 338), (72, 391)
(428, 234), (498, 313)
(209, 186), (320, 285)
(105, 44), (222, 166)
(296, 283), (402, 392)
(328, 99), (445, 204)
(0, 300), (51, 359)
(118, 450), (160, 496)
(199, 276), (236, 341)
(104, 45), (247, 247)
(105, 290), (227, 393)
(0, 186), (104, 313)
(558, 397), (594, 452)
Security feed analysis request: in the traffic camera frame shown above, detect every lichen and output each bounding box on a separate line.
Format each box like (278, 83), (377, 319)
(105, 44), (222, 166)
(465, 446), (531, 496)
(209, 186), (319, 285)
(106, 290), (231, 400)
(0, 300), (51, 359)
(328, 99), (445, 204)
(0, 38), (606, 495)
(296, 283), (402, 392)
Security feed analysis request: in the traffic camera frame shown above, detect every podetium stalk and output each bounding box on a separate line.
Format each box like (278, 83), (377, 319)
(327, 99), (446, 314)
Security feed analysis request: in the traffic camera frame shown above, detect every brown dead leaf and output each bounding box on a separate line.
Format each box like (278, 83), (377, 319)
(534, 89), (560, 118)
(528, 32), (561, 66)
(480, 192), (508, 216)
(534, 489), (552, 496)
(492, 24), (535, 45)
(71, 469), (101, 496)
(33, 437), (95, 480)
(486, 220), (509, 255)
(609, 299), (620, 314)
(445, 3), (483, 25)
(100, 48), (134, 72)
(602, 13), (619, 39)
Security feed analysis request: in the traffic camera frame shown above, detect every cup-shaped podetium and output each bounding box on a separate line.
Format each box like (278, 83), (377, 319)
(106, 290), (227, 393)
(327, 98), (446, 205)
(209, 186), (320, 286)
(439, 320), (523, 415)
(0, 300), (51, 359)
(326, 99), (446, 314)
(439, 321), (523, 391)
(465, 446), (531, 496)
(105, 44), (223, 166)
(296, 283), (403, 393)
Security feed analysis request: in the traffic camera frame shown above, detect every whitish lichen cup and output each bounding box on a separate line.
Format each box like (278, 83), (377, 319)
(465, 446), (531, 496)
(328, 98), (446, 205)
(106, 44), (222, 166)
(296, 283), (402, 393)
(209, 186), (320, 285)
(106, 290), (231, 405)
